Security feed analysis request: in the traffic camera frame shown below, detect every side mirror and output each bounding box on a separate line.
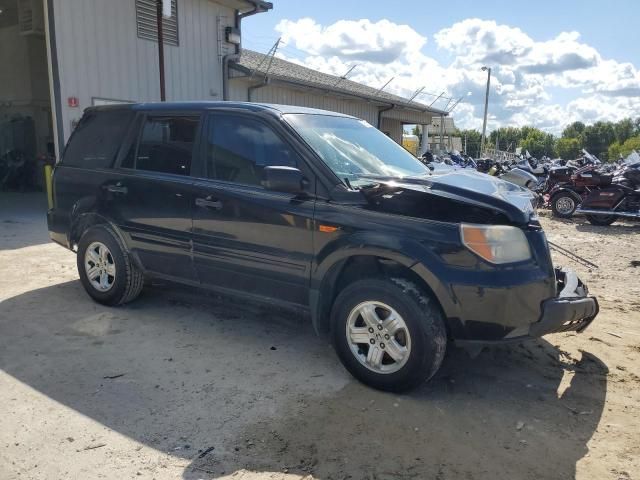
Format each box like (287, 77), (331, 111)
(262, 166), (307, 194)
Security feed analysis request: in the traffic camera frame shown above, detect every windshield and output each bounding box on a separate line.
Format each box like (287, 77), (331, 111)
(284, 114), (430, 186)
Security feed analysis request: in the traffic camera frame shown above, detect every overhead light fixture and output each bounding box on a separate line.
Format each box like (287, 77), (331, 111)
(225, 27), (241, 46)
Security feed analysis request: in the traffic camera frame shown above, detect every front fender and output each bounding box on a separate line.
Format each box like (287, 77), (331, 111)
(311, 231), (422, 289)
(309, 230), (461, 335)
(550, 187), (583, 203)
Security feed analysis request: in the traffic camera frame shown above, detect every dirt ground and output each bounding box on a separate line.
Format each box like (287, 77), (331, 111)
(1, 192), (639, 480)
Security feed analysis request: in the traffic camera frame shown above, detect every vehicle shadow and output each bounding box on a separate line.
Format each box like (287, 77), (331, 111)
(575, 222), (640, 235)
(540, 212), (640, 235)
(0, 280), (608, 480)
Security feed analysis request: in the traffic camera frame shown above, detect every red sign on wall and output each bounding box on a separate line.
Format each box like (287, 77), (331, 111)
(68, 97), (79, 108)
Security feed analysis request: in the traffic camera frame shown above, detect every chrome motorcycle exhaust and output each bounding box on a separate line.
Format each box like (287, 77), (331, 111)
(576, 208), (640, 218)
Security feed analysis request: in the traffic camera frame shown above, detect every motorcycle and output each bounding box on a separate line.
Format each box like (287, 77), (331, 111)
(494, 161), (538, 190)
(475, 158), (494, 174)
(547, 164), (613, 218)
(575, 163), (640, 225)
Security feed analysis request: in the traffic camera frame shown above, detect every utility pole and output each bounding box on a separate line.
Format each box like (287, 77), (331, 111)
(480, 66), (491, 156)
(464, 132), (467, 155)
(156, 0), (166, 101)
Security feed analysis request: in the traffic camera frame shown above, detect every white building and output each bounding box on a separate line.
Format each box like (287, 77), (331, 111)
(0, 0), (271, 161)
(228, 49), (448, 145)
(1, 0), (447, 168)
(424, 116), (462, 153)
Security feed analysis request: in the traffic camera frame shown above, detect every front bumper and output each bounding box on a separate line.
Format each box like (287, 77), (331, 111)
(454, 267), (599, 347)
(528, 268), (599, 336)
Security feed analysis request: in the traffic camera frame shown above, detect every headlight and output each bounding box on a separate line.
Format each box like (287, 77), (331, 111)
(460, 224), (532, 264)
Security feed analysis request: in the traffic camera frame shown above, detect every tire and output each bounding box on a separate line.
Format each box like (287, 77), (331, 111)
(586, 214), (617, 226)
(331, 278), (447, 392)
(76, 224), (144, 306)
(551, 192), (578, 218)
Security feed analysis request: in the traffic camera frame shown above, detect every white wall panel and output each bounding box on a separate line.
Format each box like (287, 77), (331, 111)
(51, 0), (234, 142)
(228, 80), (380, 126)
(229, 78), (423, 144)
(380, 117), (403, 144)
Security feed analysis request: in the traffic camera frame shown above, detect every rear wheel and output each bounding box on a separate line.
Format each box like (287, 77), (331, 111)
(551, 193), (577, 218)
(77, 225), (144, 305)
(586, 214), (617, 226)
(331, 278), (447, 392)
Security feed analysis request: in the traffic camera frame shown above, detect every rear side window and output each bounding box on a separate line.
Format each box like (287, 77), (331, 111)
(62, 109), (134, 168)
(124, 115), (198, 175)
(205, 115), (299, 186)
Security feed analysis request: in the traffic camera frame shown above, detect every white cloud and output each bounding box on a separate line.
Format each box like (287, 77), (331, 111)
(270, 17), (640, 133)
(435, 19), (533, 67)
(275, 18), (426, 63)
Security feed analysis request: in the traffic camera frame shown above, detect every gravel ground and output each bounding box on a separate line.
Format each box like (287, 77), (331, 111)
(0, 192), (638, 480)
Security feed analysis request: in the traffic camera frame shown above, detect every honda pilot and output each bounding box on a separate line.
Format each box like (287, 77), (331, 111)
(47, 102), (599, 391)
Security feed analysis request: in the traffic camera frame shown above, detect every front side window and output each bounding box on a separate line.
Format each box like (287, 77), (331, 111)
(205, 115), (299, 186)
(126, 116), (198, 175)
(284, 114), (430, 186)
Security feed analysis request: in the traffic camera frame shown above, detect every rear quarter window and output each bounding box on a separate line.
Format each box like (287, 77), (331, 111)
(62, 109), (134, 169)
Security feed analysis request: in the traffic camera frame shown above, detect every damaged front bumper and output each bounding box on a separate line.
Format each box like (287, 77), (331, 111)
(528, 268), (599, 337)
(455, 267), (599, 348)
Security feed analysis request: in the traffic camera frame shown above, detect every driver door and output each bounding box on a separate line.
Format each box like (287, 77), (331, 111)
(191, 113), (316, 306)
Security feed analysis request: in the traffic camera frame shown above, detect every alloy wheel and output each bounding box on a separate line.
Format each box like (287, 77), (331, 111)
(84, 241), (116, 292)
(346, 301), (412, 374)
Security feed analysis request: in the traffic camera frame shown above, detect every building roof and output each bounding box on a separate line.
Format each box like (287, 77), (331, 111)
(231, 49), (448, 116)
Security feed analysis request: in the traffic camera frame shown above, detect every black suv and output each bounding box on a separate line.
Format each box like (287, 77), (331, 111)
(48, 102), (599, 391)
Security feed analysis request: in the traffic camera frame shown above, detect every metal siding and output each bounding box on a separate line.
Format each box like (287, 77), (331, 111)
(52, 0), (233, 143)
(229, 80), (380, 126)
(383, 108), (433, 124)
(228, 78), (435, 134)
(227, 77), (249, 101)
(380, 117), (403, 144)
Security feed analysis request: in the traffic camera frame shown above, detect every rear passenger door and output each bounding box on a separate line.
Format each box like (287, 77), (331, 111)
(107, 113), (201, 281)
(191, 112), (315, 306)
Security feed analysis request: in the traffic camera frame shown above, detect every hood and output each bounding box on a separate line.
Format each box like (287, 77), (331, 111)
(361, 169), (537, 225)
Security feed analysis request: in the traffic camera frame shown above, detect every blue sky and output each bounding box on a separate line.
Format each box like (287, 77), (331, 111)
(243, 0), (640, 133)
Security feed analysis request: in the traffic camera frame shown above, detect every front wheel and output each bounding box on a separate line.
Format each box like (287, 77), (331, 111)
(586, 214), (617, 226)
(551, 193), (577, 218)
(331, 278), (447, 392)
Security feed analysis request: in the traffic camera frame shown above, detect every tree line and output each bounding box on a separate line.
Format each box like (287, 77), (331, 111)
(455, 117), (640, 161)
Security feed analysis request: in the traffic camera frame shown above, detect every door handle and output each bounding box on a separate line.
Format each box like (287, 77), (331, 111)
(106, 184), (128, 194)
(195, 197), (223, 210)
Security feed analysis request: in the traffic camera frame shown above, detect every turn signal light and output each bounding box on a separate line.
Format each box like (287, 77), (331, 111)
(460, 224), (531, 264)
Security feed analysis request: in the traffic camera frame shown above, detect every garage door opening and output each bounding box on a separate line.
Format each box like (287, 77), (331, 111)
(0, 0), (54, 192)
